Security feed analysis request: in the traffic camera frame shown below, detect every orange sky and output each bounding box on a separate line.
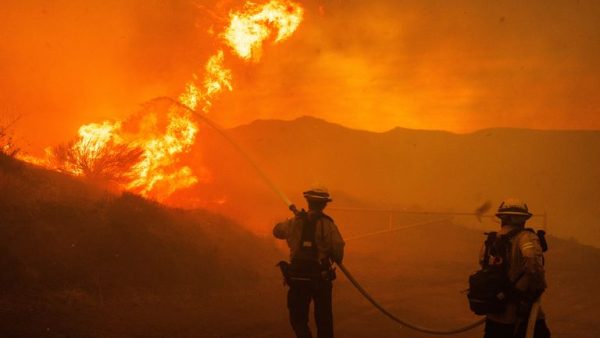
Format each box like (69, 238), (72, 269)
(1, 0), (599, 154)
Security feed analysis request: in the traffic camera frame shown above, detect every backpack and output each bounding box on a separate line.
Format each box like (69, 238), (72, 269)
(279, 212), (336, 284)
(467, 228), (547, 315)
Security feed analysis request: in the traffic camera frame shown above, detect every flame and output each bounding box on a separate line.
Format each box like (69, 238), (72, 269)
(126, 108), (198, 199)
(180, 50), (233, 112)
(223, 0), (304, 61)
(62, 121), (124, 176)
(180, 0), (303, 111)
(25, 0), (304, 201)
(76, 121), (122, 156)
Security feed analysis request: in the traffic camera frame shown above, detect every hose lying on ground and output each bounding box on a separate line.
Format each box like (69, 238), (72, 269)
(526, 299), (542, 338)
(165, 97), (486, 335)
(337, 262), (485, 335)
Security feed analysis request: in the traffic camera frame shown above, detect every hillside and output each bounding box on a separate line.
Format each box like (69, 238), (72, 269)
(0, 154), (284, 337)
(2, 147), (600, 337)
(186, 116), (600, 246)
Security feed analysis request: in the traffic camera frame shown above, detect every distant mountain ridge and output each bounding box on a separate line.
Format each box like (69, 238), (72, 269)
(241, 115), (600, 135)
(195, 115), (600, 246)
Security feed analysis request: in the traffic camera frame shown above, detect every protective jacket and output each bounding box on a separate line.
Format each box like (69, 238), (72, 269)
(479, 225), (547, 324)
(273, 212), (345, 264)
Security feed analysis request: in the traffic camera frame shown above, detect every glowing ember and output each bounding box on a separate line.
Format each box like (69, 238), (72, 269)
(223, 0), (304, 61)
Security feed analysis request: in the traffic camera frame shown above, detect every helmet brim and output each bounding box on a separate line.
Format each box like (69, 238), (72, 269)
(304, 196), (332, 202)
(303, 190), (332, 202)
(495, 211), (532, 219)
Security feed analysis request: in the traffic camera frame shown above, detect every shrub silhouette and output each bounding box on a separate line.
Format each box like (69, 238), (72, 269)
(51, 138), (144, 183)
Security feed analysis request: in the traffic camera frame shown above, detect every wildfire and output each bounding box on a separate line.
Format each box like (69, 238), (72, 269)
(26, 0), (304, 201)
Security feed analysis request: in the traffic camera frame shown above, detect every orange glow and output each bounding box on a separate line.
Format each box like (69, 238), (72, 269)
(19, 0), (305, 201)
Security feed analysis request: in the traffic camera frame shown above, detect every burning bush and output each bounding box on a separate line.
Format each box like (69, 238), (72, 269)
(51, 128), (144, 184)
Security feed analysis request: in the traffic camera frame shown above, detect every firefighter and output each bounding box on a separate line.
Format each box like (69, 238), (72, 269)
(273, 186), (345, 338)
(481, 198), (551, 338)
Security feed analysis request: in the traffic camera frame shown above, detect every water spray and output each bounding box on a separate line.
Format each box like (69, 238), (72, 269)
(162, 96), (486, 335)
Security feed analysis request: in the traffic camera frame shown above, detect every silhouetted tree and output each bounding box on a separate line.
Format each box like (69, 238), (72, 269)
(52, 139), (144, 183)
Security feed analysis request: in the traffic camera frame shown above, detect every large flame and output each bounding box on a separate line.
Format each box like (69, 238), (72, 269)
(180, 0), (303, 111)
(223, 0), (304, 61)
(125, 107), (198, 199)
(24, 0), (304, 201)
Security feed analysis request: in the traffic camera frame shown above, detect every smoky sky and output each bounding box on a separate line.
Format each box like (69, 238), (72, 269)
(1, 0), (599, 153)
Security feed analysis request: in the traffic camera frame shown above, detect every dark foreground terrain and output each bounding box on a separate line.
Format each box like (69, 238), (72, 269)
(1, 154), (599, 337)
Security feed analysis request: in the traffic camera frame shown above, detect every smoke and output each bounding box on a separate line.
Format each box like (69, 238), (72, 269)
(1, 0), (599, 155)
(211, 0), (600, 131)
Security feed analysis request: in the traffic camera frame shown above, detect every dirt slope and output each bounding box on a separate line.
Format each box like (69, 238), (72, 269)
(0, 154), (283, 337)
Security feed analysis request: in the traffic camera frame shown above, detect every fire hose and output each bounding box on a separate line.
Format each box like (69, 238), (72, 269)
(162, 97), (541, 336)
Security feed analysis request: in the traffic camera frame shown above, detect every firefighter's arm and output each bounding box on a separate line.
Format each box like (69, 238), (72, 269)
(272, 219), (292, 240)
(329, 222), (345, 263)
(515, 232), (547, 298)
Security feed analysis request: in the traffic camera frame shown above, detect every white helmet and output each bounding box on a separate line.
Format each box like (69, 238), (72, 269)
(495, 198), (532, 219)
(303, 186), (332, 202)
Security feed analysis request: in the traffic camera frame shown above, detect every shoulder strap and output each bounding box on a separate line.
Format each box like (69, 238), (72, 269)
(300, 214), (317, 243)
(319, 213), (335, 240)
(483, 229), (521, 268)
(500, 228), (523, 267)
(482, 232), (497, 267)
(485, 231), (498, 242)
(537, 230), (548, 252)
(524, 228), (548, 252)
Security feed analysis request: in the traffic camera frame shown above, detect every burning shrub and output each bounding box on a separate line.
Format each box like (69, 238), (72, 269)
(51, 136), (144, 184)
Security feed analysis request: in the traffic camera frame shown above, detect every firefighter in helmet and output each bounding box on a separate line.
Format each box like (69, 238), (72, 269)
(273, 186), (345, 338)
(480, 198), (551, 338)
